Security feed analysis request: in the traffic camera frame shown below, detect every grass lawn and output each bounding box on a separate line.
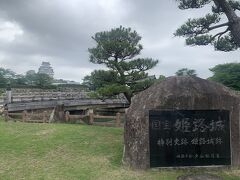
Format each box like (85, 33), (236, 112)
(0, 118), (239, 180)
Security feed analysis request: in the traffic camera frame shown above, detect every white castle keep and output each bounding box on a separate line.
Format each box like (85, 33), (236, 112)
(38, 62), (54, 77)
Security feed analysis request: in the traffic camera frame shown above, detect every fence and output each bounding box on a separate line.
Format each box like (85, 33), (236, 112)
(64, 111), (122, 127)
(3, 110), (49, 123)
(3, 110), (123, 127)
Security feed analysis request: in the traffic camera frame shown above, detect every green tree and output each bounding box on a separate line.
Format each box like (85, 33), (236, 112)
(35, 73), (53, 88)
(82, 70), (118, 91)
(25, 71), (37, 85)
(11, 75), (27, 86)
(0, 67), (17, 87)
(175, 68), (197, 76)
(209, 62), (240, 90)
(158, 75), (166, 81)
(0, 73), (7, 87)
(88, 26), (158, 102)
(175, 0), (240, 51)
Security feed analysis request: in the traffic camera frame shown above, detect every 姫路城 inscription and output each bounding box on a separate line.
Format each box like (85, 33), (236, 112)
(149, 110), (231, 167)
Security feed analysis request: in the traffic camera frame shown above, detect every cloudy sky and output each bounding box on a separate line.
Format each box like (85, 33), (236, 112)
(0, 0), (239, 82)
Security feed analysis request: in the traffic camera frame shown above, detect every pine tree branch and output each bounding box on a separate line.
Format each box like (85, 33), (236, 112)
(208, 22), (229, 30)
(211, 27), (230, 41)
(190, 22), (229, 37)
(215, 0), (239, 22)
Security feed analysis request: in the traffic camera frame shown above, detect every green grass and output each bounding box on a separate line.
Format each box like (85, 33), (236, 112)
(93, 117), (114, 122)
(0, 118), (239, 180)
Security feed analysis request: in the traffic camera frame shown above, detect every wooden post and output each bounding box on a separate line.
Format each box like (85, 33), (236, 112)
(53, 104), (65, 122)
(3, 110), (9, 121)
(6, 88), (12, 104)
(43, 111), (48, 123)
(49, 108), (55, 123)
(65, 111), (70, 122)
(115, 112), (121, 127)
(88, 109), (94, 125)
(22, 110), (28, 122)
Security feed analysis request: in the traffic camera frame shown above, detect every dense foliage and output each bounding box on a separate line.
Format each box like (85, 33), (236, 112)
(175, 0), (240, 51)
(209, 62), (240, 90)
(175, 68), (197, 76)
(82, 70), (118, 91)
(87, 26), (158, 102)
(0, 67), (53, 88)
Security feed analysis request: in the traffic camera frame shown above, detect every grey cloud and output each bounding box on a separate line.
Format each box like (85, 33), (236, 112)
(0, 0), (239, 82)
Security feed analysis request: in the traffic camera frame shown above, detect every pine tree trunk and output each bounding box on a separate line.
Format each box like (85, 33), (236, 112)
(216, 0), (240, 46)
(124, 92), (132, 104)
(231, 17), (240, 46)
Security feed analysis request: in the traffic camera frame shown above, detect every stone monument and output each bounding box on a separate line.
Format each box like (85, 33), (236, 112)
(123, 76), (240, 169)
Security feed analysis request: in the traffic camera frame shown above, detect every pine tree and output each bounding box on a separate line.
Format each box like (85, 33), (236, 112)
(88, 26), (158, 103)
(175, 0), (240, 51)
(175, 68), (197, 76)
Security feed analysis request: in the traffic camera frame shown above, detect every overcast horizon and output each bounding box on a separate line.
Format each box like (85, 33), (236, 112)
(0, 0), (239, 82)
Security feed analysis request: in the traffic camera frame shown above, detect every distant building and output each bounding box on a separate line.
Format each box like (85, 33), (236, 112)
(38, 62), (54, 77)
